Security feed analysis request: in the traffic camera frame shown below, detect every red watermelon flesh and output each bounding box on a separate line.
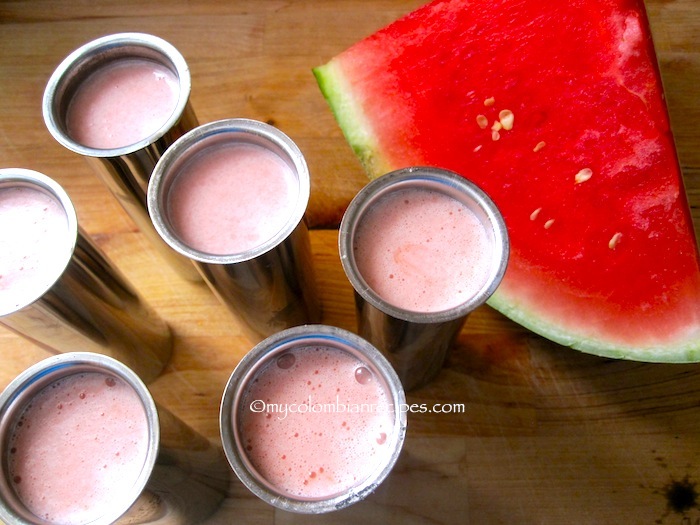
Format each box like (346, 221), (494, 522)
(314, 0), (700, 361)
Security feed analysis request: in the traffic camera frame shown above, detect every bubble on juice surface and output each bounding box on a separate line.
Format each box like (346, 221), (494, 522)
(354, 366), (373, 385)
(276, 353), (296, 369)
(353, 187), (493, 312)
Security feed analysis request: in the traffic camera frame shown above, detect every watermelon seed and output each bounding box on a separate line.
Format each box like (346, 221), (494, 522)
(498, 110), (514, 130)
(476, 115), (488, 129)
(533, 141), (546, 152)
(491, 121), (503, 132)
(473, 145), (483, 153)
(530, 208), (542, 221)
(608, 232), (622, 249)
(484, 97), (495, 107)
(575, 168), (593, 184)
(491, 130), (501, 141)
(544, 219), (555, 229)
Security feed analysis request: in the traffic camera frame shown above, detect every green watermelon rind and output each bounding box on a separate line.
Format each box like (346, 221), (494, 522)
(313, 62), (393, 177)
(314, 61), (700, 364)
(487, 290), (700, 363)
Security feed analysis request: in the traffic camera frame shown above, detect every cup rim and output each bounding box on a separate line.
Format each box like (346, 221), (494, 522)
(0, 169), (78, 317)
(42, 32), (192, 157)
(219, 324), (407, 513)
(338, 166), (510, 324)
(0, 352), (159, 525)
(147, 118), (311, 264)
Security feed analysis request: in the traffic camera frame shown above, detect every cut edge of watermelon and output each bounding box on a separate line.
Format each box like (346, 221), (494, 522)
(487, 289), (700, 363)
(313, 62), (393, 178)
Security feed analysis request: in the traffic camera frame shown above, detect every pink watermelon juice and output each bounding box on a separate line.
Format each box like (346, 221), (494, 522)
(352, 185), (493, 312)
(221, 325), (406, 513)
(0, 185), (69, 315)
(66, 57), (179, 149)
(167, 142), (298, 255)
(237, 345), (394, 499)
(6, 371), (149, 525)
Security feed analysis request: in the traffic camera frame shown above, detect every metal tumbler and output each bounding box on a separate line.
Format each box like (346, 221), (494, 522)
(220, 325), (406, 513)
(0, 352), (230, 525)
(147, 118), (320, 342)
(0, 168), (172, 384)
(339, 167), (509, 391)
(42, 32), (201, 282)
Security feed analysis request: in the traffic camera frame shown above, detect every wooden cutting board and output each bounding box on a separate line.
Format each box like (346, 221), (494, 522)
(0, 1), (698, 523)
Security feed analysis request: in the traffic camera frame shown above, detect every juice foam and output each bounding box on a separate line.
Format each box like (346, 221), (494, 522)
(353, 187), (493, 312)
(7, 372), (149, 525)
(167, 142), (298, 255)
(0, 186), (69, 313)
(66, 58), (179, 149)
(238, 345), (394, 499)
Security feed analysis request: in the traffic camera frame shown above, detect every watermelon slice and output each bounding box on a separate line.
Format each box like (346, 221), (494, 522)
(314, 0), (700, 361)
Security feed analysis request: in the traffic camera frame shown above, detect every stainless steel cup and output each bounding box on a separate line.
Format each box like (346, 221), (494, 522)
(220, 325), (407, 513)
(0, 168), (172, 384)
(0, 352), (230, 525)
(147, 118), (321, 342)
(339, 167), (509, 391)
(42, 32), (201, 282)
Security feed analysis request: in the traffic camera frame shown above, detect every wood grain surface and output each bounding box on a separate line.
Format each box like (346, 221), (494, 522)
(0, 1), (699, 523)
